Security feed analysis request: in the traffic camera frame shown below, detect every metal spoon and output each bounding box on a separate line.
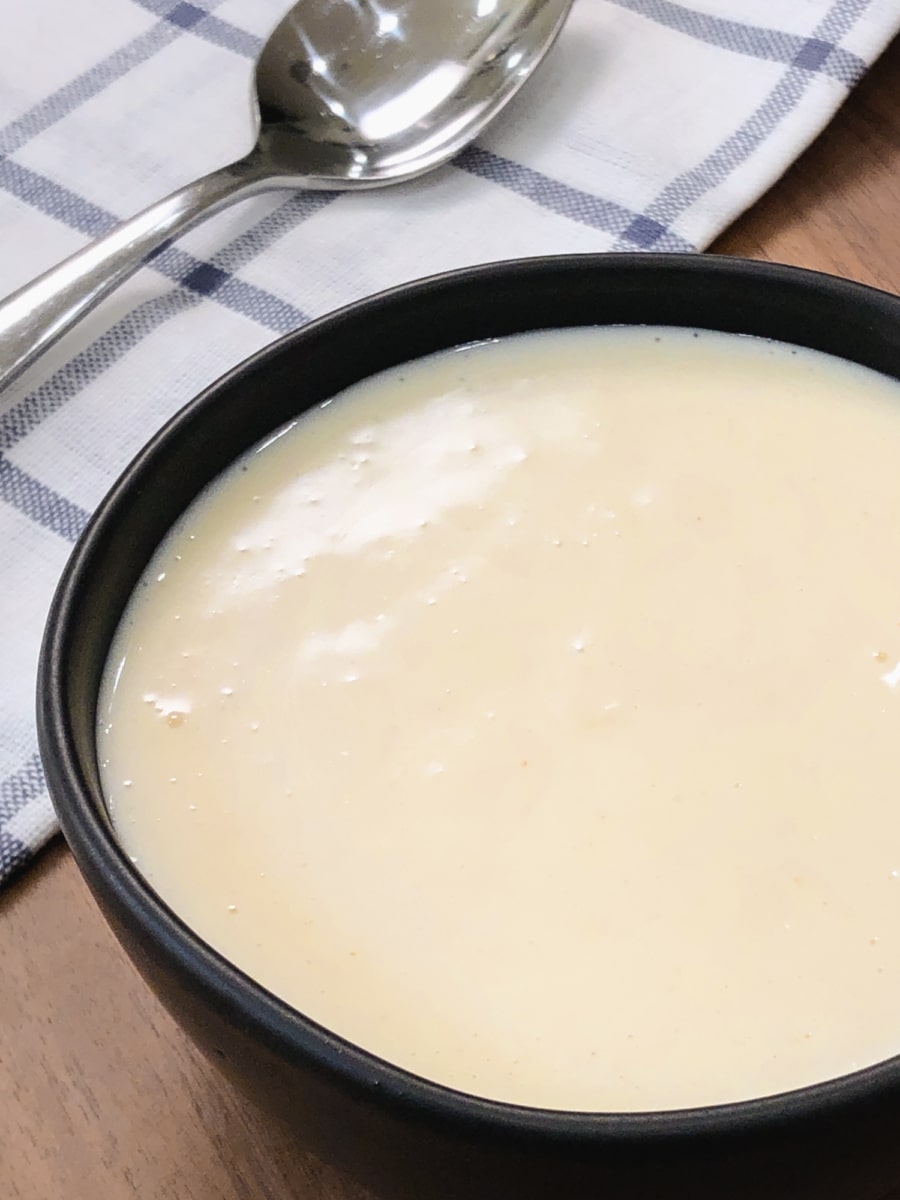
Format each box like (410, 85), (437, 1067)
(0, 0), (572, 390)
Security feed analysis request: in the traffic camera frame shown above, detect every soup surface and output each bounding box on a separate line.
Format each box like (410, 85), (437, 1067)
(100, 327), (900, 1111)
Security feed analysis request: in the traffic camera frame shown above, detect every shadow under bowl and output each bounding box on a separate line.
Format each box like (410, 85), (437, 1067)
(37, 253), (900, 1200)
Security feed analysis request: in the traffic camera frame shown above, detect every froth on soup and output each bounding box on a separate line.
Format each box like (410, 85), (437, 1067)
(99, 327), (900, 1112)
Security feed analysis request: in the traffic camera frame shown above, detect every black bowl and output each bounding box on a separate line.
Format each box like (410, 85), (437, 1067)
(38, 254), (900, 1200)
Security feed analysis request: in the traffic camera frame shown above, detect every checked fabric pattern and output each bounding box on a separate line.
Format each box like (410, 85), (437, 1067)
(1, 0), (899, 884)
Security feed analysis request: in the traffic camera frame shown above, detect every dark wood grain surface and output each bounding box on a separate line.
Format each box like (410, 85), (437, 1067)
(5, 34), (900, 1200)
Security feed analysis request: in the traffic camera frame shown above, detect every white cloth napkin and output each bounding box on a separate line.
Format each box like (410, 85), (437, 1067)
(2, 0), (899, 885)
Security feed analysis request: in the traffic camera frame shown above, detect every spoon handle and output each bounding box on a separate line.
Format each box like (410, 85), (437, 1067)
(0, 156), (279, 392)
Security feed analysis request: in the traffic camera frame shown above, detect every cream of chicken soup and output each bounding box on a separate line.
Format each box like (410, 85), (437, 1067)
(99, 327), (900, 1111)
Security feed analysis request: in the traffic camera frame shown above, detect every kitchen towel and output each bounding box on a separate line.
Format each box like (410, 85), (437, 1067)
(2, 0), (899, 884)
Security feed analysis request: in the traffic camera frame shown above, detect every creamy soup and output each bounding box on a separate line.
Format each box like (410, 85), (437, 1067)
(99, 327), (900, 1112)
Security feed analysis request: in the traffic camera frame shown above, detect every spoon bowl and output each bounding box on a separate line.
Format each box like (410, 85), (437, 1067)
(0, 0), (572, 388)
(255, 0), (568, 185)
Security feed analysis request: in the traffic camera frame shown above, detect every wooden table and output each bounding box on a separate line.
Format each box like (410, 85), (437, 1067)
(5, 37), (900, 1200)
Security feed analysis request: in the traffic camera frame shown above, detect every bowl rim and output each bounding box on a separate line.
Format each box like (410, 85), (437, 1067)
(38, 250), (900, 1145)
